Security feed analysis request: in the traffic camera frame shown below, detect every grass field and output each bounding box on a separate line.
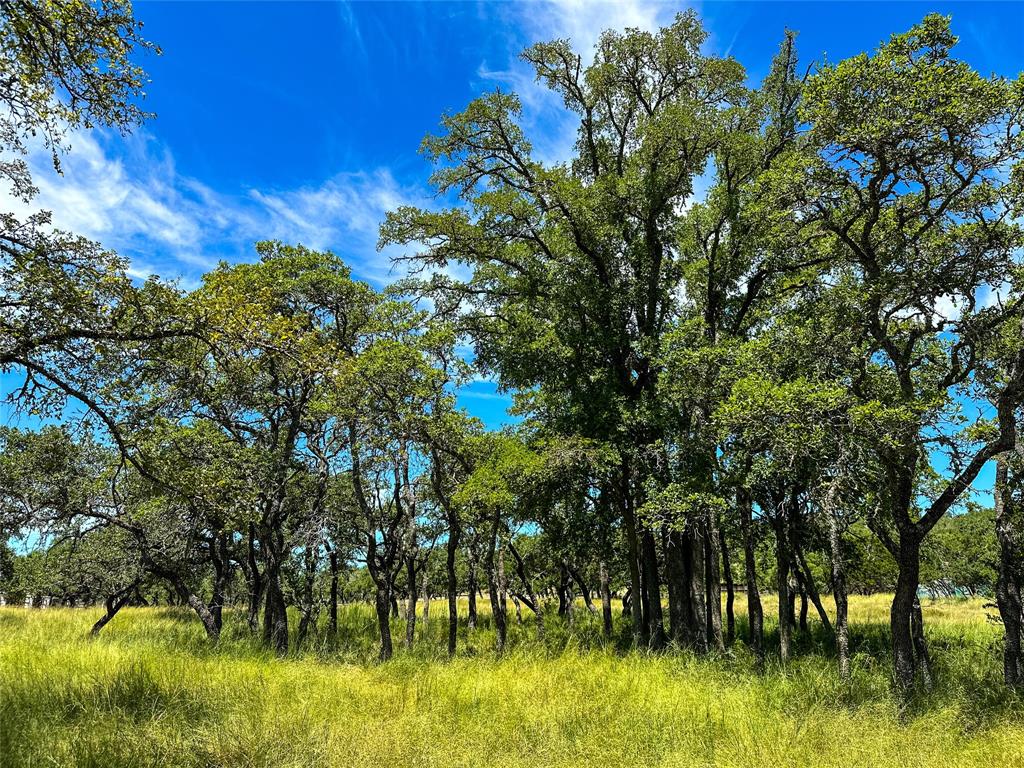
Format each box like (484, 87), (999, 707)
(1, 596), (1022, 767)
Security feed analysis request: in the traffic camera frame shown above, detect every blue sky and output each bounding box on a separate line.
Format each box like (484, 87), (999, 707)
(2, 0), (1022, 437)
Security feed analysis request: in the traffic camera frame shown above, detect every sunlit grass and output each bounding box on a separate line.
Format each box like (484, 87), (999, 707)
(0, 596), (1020, 767)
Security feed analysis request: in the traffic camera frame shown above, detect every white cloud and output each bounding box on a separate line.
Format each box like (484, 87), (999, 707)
(0, 130), (427, 288)
(514, 0), (681, 59)
(479, 1), (690, 165)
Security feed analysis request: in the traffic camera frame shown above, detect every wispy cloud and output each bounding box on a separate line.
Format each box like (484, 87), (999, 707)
(478, 1), (688, 164)
(1, 130), (428, 289)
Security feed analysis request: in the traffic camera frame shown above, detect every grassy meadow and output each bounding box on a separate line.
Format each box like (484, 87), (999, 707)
(0, 596), (1022, 768)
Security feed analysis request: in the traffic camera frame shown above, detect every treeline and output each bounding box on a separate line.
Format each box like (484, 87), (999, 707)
(1, 2), (1023, 698)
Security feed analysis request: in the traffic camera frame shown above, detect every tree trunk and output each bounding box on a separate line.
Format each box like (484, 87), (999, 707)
(296, 544), (318, 649)
(484, 514), (507, 653)
(261, 528), (288, 655)
(446, 515), (460, 656)
(827, 508), (850, 680)
(599, 559), (613, 638)
(664, 528), (687, 645)
(621, 474), (645, 646)
(719, 524), (735, 645)
(508, 539), (544, 639)
(687, 524), (708, 653)
(421, 568), (430, 623)
(557, 563), (571, 618)
(404, 557), (418, 650)
(567, 562), (597, 614)
(775, 517), (791, 663)
(328, 546), (339, 638)
(891, 534), (921, 695)
(641, 529), (666, 648)
(375, 583), (394, 661)
(208, 533), (231, 635)
(245, 524), (263, 634)
(995, 455), (1024, 687)
(739, 488), (764, 662)
(704, 515), (724, 652)
(90, 581), (139, 636)
(467, 552), (479, 631)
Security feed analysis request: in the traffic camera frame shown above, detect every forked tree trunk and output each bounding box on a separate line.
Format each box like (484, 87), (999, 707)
(91, 580), (139, 636)
(484, 514), (507, 653)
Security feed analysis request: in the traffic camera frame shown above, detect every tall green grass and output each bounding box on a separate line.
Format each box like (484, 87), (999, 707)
(0, 597), (1021, 767)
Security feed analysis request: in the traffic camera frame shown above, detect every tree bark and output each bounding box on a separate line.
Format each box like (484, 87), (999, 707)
(664, 528), (689, 646)
(327, 545), (339, 638)
(599, 559), (613, 638)
(739, 488), (764, 663)
(704, 514), (724, 652)
(90, 580), (139, 636)
(827, 507), (850, 679)
(484, 512), (507, 653)
(891, 534), (922, 694)
(641, 529), (666, 648)
(775, 515), (791, 663)
(404, 555), (417, 650)
(375, 583), (394, 661)
(621, 468), (645, 646)
(719, 524), (735, 645)
(995, 454), (1024, 687)
(245, 523), (263, 634)
(687, 524), (709, 653)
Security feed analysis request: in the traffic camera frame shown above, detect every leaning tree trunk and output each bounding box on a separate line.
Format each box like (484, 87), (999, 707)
(739, 488), (764, 663)
(567, 562), (597, 615)
(244, 524), (264, 633)
(91, 580), (140, 636)
(509, 539), (544, 639)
